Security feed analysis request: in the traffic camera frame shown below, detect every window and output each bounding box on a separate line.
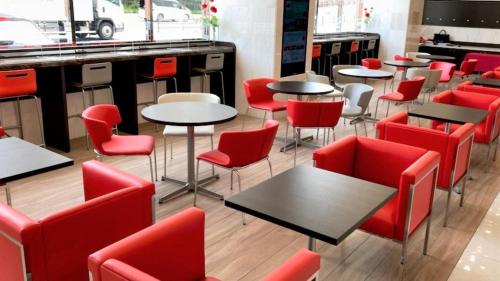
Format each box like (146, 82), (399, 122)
(315, 0), (365, 34)
(152, 0), (202, 41)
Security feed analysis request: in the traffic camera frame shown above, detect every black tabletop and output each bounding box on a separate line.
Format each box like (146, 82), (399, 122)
(266, 81), (334, 96)
(473, 77), (500, 88)
(141, 102), (238, 126)
(416, 54), (455, 61)
(384, 60), (429, 68)
(409, 102), (488, 125)
(0, 137), (73, 182)
(338, 68), (393, 79)
(225, 165), (396, 246)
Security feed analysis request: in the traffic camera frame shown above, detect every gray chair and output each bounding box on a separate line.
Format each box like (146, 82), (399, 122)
(305, 71), (343, 101)
(341, 83), (374, 136)
(363, 39), (376, 58)
(193, 53), (225, 104)
(71, 62), (114, 149)
(323, 42), (342, 80)
(407, 68), (442, 102)
(332, 65), (364, 90)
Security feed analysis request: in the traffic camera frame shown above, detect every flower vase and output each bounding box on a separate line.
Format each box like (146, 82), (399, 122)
(210, 27), (218, 46)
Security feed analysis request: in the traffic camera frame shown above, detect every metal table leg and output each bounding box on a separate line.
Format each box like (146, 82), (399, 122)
(308, 237), (317, 251)
(2, 183), (11, 206)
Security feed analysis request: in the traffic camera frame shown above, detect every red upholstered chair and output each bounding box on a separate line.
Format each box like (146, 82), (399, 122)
(432, 90), (500, 164)
(312, 44), (322, 74)
(140, 57), (178, 107)
(313, 136), (440, 264)
(457, 81), (500, 98)
(394, 55), (413, 71)
(374, 76), (425, 119)
(377, 112), (475, 226)
(286, 99), (344, 166)
(454, 59), (477, 80)
(481, 70), (500, 79)
(195, 120), (279, 207)
(0, 126), (4, 137)
(0, 160), (155, 281)
(242, 78), (287, 129)
(429, 61), (456, 88)
(89, 208), (320, 281)
(362, 58), (382, 70)
(346, 40), (360, 65)
(82, 104), (157, 182)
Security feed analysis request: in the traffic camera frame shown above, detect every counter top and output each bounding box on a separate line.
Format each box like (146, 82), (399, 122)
(419, 42), (500, 53)
(313, 33), (379, 43)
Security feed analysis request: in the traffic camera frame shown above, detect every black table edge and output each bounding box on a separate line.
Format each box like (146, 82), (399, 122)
(338, 70), (394, 79)
(1, 159), (74, 183)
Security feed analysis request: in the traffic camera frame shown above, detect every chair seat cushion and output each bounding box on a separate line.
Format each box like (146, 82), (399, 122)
(163, 125), (214, 136)
(454, 71), (466, 77)
(341, 105), (362, 117)
(379, 92), (405, 101)
(101, 135), (155, 156)
(360, 197), (397, 239)
(250, 101), (287, 112)
(197, 150), (231, 167)
(436, 123), (488, 143)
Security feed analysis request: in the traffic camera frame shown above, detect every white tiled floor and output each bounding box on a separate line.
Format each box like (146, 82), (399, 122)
(448, 193), (500, 281)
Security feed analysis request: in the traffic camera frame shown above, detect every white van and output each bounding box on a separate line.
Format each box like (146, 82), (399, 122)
(152, 0), (193, 22)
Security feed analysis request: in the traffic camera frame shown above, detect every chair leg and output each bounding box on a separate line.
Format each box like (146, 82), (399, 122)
(444, 185), (452, 227)
(493, 138), (498, 162)
(200, 74), (205, 92)
(363, 120), (368, 136)
(460, 175), (467, 207)
(170, 137), (173, 160)
(163, 135), (167, 178)
(230, 169), (234, 191)
(386, 101), (390, 117)
(374, 98), (380, 120)
(108, 85), (115, 104)
(262, 111), (267, 127)
(241, 107), (250, 130)
(33, 96), (45, 146)
(293, 128), (298, 167)
(267, 157), (273, 177)
(153, 145), (158, 181)
(284, 122), (289, 153)
(194, 159), (200, 206)
(148, 155), (154, 182)
(354, 122), (358, 136)
(15, 98), (23, 139)
(172, 77), (178, 92)
(233, 169), (245, 225)
(210, 136), (215, 176)
(219, 71), (226, 105)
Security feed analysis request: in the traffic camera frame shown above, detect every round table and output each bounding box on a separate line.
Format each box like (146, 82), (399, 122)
(384, 60), (429, 80)
(338, 68), (393, 84)
(266, 81), (334, 100)
(416, 54), (455, 61)
(141, 102), (237, 203)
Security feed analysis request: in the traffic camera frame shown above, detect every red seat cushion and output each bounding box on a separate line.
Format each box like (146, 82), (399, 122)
(196, 150), (231, 167)
(378, 92), (405, 102)
(102, 135), (155, 156)
(250, 100), (287, 112)
(360, 198), (397, 239)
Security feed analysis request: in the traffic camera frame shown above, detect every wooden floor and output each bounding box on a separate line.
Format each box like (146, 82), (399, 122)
(2, 80), (499, 281)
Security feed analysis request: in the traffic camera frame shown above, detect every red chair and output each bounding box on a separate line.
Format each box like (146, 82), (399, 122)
(286, 99), (343, 166)
(377, 112), (475, 226)
(89, 208), (320, 281)
(242, 78), (287, 129)
(432, 90), (500, 164)
(0, 160), (155, 281)
(429, 61), (456, 87)
(394, 55), (413, 71)
(481, 70), (500, 79)
(346, 40), (360, 65)
(374, 76), (426, 119)
(195, 120), (279, 207)
(140, 57), (178, 107)
(0, 69), (45, 146)
(457, 81), (500, 98)
(82, 104), (157, 182)
(0, 126), (4, 137)
(361, 58), (382, 69)
(312, 44), (322, 74)
(454, 59), (478, 80)
(313, 136), (440, 264)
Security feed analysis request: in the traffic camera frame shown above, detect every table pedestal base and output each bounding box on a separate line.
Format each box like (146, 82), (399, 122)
(279, 135), (323, 152)
(159, 174), (222, 203)
(1, 183), (11, 206)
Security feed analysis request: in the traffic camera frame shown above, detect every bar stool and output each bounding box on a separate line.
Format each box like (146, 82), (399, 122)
(139, 57), (178, 107)
(70, 62), (114, 149)
(363, 39), (376, 58)
(193, 53), (225, 104)
(323, 42), (342, 81)
(345, 40), (360, 65)
(0, 69), (45, 146)
(312, 44), (322, 74)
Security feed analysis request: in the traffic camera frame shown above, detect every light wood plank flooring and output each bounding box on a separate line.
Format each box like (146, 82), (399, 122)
(2, 80), (499, 281)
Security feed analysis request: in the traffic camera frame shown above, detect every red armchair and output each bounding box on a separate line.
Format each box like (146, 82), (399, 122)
(313, 136), (440, 264)
(457, 81), (500, 98)
(454, 59), (477, 80)
(481, 70), (500, 79)
(377, 112), (475, 226)
(374, 76), (425, 119)
(89, 208), (320, 281)
(0, 160), (155, 281)
(432, 90), (500, 163)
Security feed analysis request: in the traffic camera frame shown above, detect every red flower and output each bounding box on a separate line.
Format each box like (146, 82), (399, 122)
(365, 13), (370, 17)
(201, 3), (207, 9)
(210, 6), (217, 13)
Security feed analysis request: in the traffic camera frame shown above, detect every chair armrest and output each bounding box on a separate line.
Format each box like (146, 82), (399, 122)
(456, 81), (472, 91)
(313, 135), (357, 176)
(432, 90), (453, 104)
(0, 203), (37, 242)
(486, 98), (500, 142)
(376, 112), (409, 139)
(448, 123), (475, 184)
(262, 249), (320, 281)
(100, 259), (160, 281)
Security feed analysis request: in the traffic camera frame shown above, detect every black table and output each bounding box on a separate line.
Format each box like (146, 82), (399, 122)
(225, 165), (396, 250)
(416, 54), (455, 61)
(141, 102), (237, 203)
(409, 102), (488, 133)
(384, 60), (429, 80)
(267, 81), (335, 151)
(473, 77), (500, 88)
(338, 68), (393, 82)
(0, 137), (73, 206)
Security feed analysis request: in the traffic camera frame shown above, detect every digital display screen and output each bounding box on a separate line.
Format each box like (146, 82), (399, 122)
(281, 0), (310, 77)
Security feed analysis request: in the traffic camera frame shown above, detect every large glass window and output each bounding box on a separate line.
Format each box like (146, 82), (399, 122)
(315, 0), (364, 34)
(151, 0), (202, 41)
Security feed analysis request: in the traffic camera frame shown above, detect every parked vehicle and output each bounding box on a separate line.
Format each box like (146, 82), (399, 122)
(152, 0), (193, 22)
(0, 15), (53, 47)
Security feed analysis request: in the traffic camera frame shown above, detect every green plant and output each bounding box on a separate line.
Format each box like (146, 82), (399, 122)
(123, 2), (139, 13)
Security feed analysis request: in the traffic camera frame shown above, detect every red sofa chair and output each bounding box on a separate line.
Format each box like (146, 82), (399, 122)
(89, 208), (321, 281)
(377, 112), (475, 226)
(457, 81), (500, 98)
(454, 59), (477, 80)
(432, 90), (500, 163)
(481, 70), (500, 79)
(0, 160), (155, 281)
(313, 136), (440, 264)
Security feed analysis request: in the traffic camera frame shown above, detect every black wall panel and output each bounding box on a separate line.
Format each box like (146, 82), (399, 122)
(422, 1), (500, 29)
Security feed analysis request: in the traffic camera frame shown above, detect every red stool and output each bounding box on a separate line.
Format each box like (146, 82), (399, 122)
(140, 57), (178, 107)
(346, 40), (360, 65)
(312, 44), (322, 74)
(0, 69), (45, 146)
(361, 58), (382, 69)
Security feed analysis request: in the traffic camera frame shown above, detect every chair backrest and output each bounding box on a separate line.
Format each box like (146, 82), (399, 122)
(205, 53), (224, 71)
(481, 71), (500, 79)
(349, 41), (359, 53)
(429, 61), (456, 82)
(0, 69), (37, 98)
(243, 77), (279, 105)
(330, 42), (342, 55)
(394, 55), (413, 71)
(312, 44), (322, 58)
(457, 81), (500, 98)
(365, 39), (376, 51)
(397, 76), (426, 101)
(343, 83), (374, 114)
(89, 208), (207, 281)
(406, 52), (430, 63)
(82, 104), (122, 153)
(158, 92), (220, 104)
(406, 68), (442, 89)
(81, 62), (112, 87)
(153, 57), (177, 79)
(361, 58), (382, 70)
(332, 65), (364, 87)
(305, 71), (331, 85)
(459, 59), (478, 76)
(287, 100), (343, 128)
